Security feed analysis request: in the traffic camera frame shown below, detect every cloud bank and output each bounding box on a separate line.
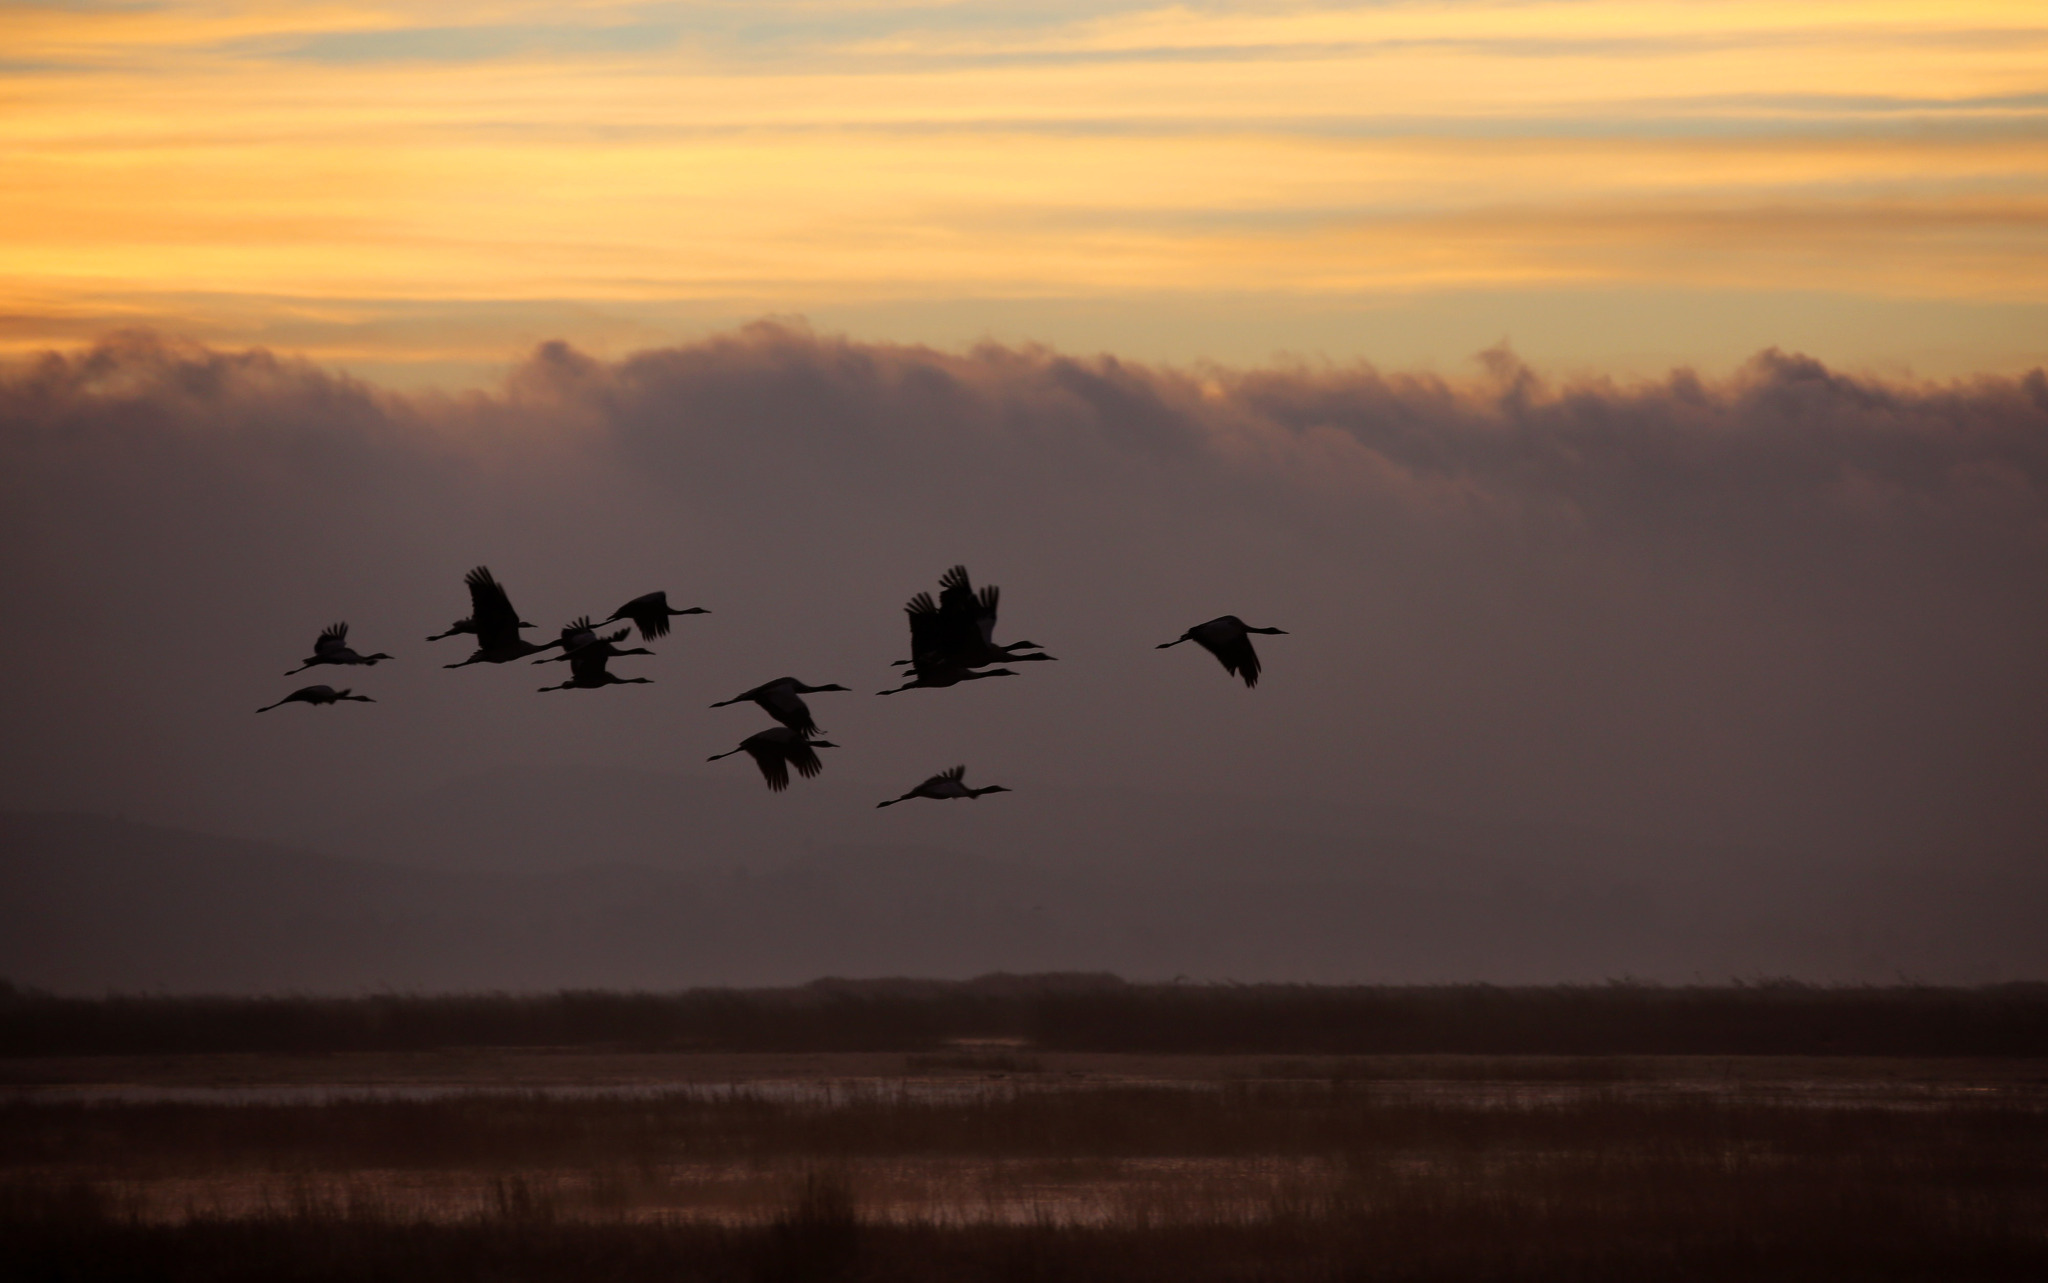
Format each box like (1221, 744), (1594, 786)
(1, 327), (2044, 883)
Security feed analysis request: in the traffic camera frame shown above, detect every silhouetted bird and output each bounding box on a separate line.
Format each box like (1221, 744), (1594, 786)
(895, 565), (1052, 668)
(1157, 615), (1289, 688)
(710, 678), (850, 736)
(256, 685), (375, 713)
(426, 611), (535, 642)
(876, 657), (1018, 696)
(532, 617), (653, 665)
(285, 622), (391, 675)
(602, 591), (708, 641)
(538, 655), (652, 695)
(442, 567), (565, 668)
(706, 727), (837, 792)
(876, 765), (1012, 808)
(533, 617), (653, 692)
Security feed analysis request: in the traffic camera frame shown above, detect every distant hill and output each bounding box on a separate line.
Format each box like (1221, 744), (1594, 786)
(5, 804), (2044, 993)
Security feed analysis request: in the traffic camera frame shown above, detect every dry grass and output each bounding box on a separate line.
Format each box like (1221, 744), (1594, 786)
(4, 1059), (2046, 1280)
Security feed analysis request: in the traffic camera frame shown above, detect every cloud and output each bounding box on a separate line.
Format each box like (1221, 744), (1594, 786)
(1, 326), (2044, 876)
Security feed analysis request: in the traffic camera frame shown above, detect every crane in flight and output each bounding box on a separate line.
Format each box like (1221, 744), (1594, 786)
(710, 678), (850, 737)
(535, 618), (653, 693)
(601, 591), (708, 641)
(1157, 616), (1289, 688)
(442, 567), (566, 668)
(894, 565), (1052, 669)
(537, 648), (652, 694)
(284, 622), (391, 675)
(534, 617), (653, 666)
(876, 656), (1018, 696)
(706, 727), (838, 792)
(875, 765), (1011, 808)
(256, 685), (375, 713)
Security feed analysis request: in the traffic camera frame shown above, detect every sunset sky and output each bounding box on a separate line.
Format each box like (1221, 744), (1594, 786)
(6, 0), (2047, 385)
(4, 4), (2048, 988)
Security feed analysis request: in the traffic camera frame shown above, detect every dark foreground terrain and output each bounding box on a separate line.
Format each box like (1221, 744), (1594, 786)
(5, 1046), (2046, 1282)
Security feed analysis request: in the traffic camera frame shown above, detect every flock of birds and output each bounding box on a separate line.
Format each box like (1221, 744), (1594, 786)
(258, 564), (1289, 808)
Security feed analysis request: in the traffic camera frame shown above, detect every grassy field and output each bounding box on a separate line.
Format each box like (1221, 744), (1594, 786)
(4, 1051), (2046, 1281)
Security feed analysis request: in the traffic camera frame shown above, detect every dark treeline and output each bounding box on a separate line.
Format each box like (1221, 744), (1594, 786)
(6, 975), (2048, 1057)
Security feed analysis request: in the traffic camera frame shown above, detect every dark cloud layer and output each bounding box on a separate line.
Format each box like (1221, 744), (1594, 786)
(2, 327), (2044, 973)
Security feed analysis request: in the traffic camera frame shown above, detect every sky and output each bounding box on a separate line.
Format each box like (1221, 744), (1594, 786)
(2, 4), (2046, 985)
(3, 0), (2048, 386)
(2, 330), (2042, 872)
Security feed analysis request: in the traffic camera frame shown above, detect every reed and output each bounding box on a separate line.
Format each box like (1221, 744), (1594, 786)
(4, 1072), (2045, 1280)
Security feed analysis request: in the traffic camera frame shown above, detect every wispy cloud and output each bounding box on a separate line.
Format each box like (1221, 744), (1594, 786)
(2, 2), (2045, 371)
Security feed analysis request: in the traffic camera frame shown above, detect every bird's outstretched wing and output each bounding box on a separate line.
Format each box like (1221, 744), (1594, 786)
(611, 592), (671, 639)
(787, 740), (827, 780)
(750, 744), (793, 792)
(938, 565), (974, 606)
(974, 584), (1000, 645)
(759, 686), (818, 736)
(910, 765), (966, 791)
(1215, 636), (1262, 688)
(464, 566), (522, 646)
(566, 631), (630, 680)
(933, 567), (991, 658)
(314, 622), (349, 655)
(905, 592), (947, 661)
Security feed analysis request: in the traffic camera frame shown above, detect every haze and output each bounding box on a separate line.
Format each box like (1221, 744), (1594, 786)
(3, 1), (2046, 990)
(1, 329), (2043, 989)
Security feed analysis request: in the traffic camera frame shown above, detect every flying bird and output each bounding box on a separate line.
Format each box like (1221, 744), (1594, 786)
(537, 652), (652, 694)
(895, 565), (1052, 669)
(709, 677), (850, 737)
(442, 567), (565, 667)
(284, 622), (391, 675)
(533, 617), (653, 665)
(536, 619), (653, 693)
(876, 657), (1018, 696)
(1157, 615), (1289, 688)
(425, 613), (534, 642)
(256, 685), (375, 713)
(876, 765), (1012, 808)
(602, 591), (708, 641)
(706, 727), (838, 792)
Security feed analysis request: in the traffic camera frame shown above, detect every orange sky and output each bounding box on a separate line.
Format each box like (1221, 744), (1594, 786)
(4, 0), (2046, 384)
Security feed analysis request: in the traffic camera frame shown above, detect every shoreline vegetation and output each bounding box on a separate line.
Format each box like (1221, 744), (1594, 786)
(5, 974), (2048, 1057)
(6, 1059), (2047, 1281)
(8, 977), (2046, 1279)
